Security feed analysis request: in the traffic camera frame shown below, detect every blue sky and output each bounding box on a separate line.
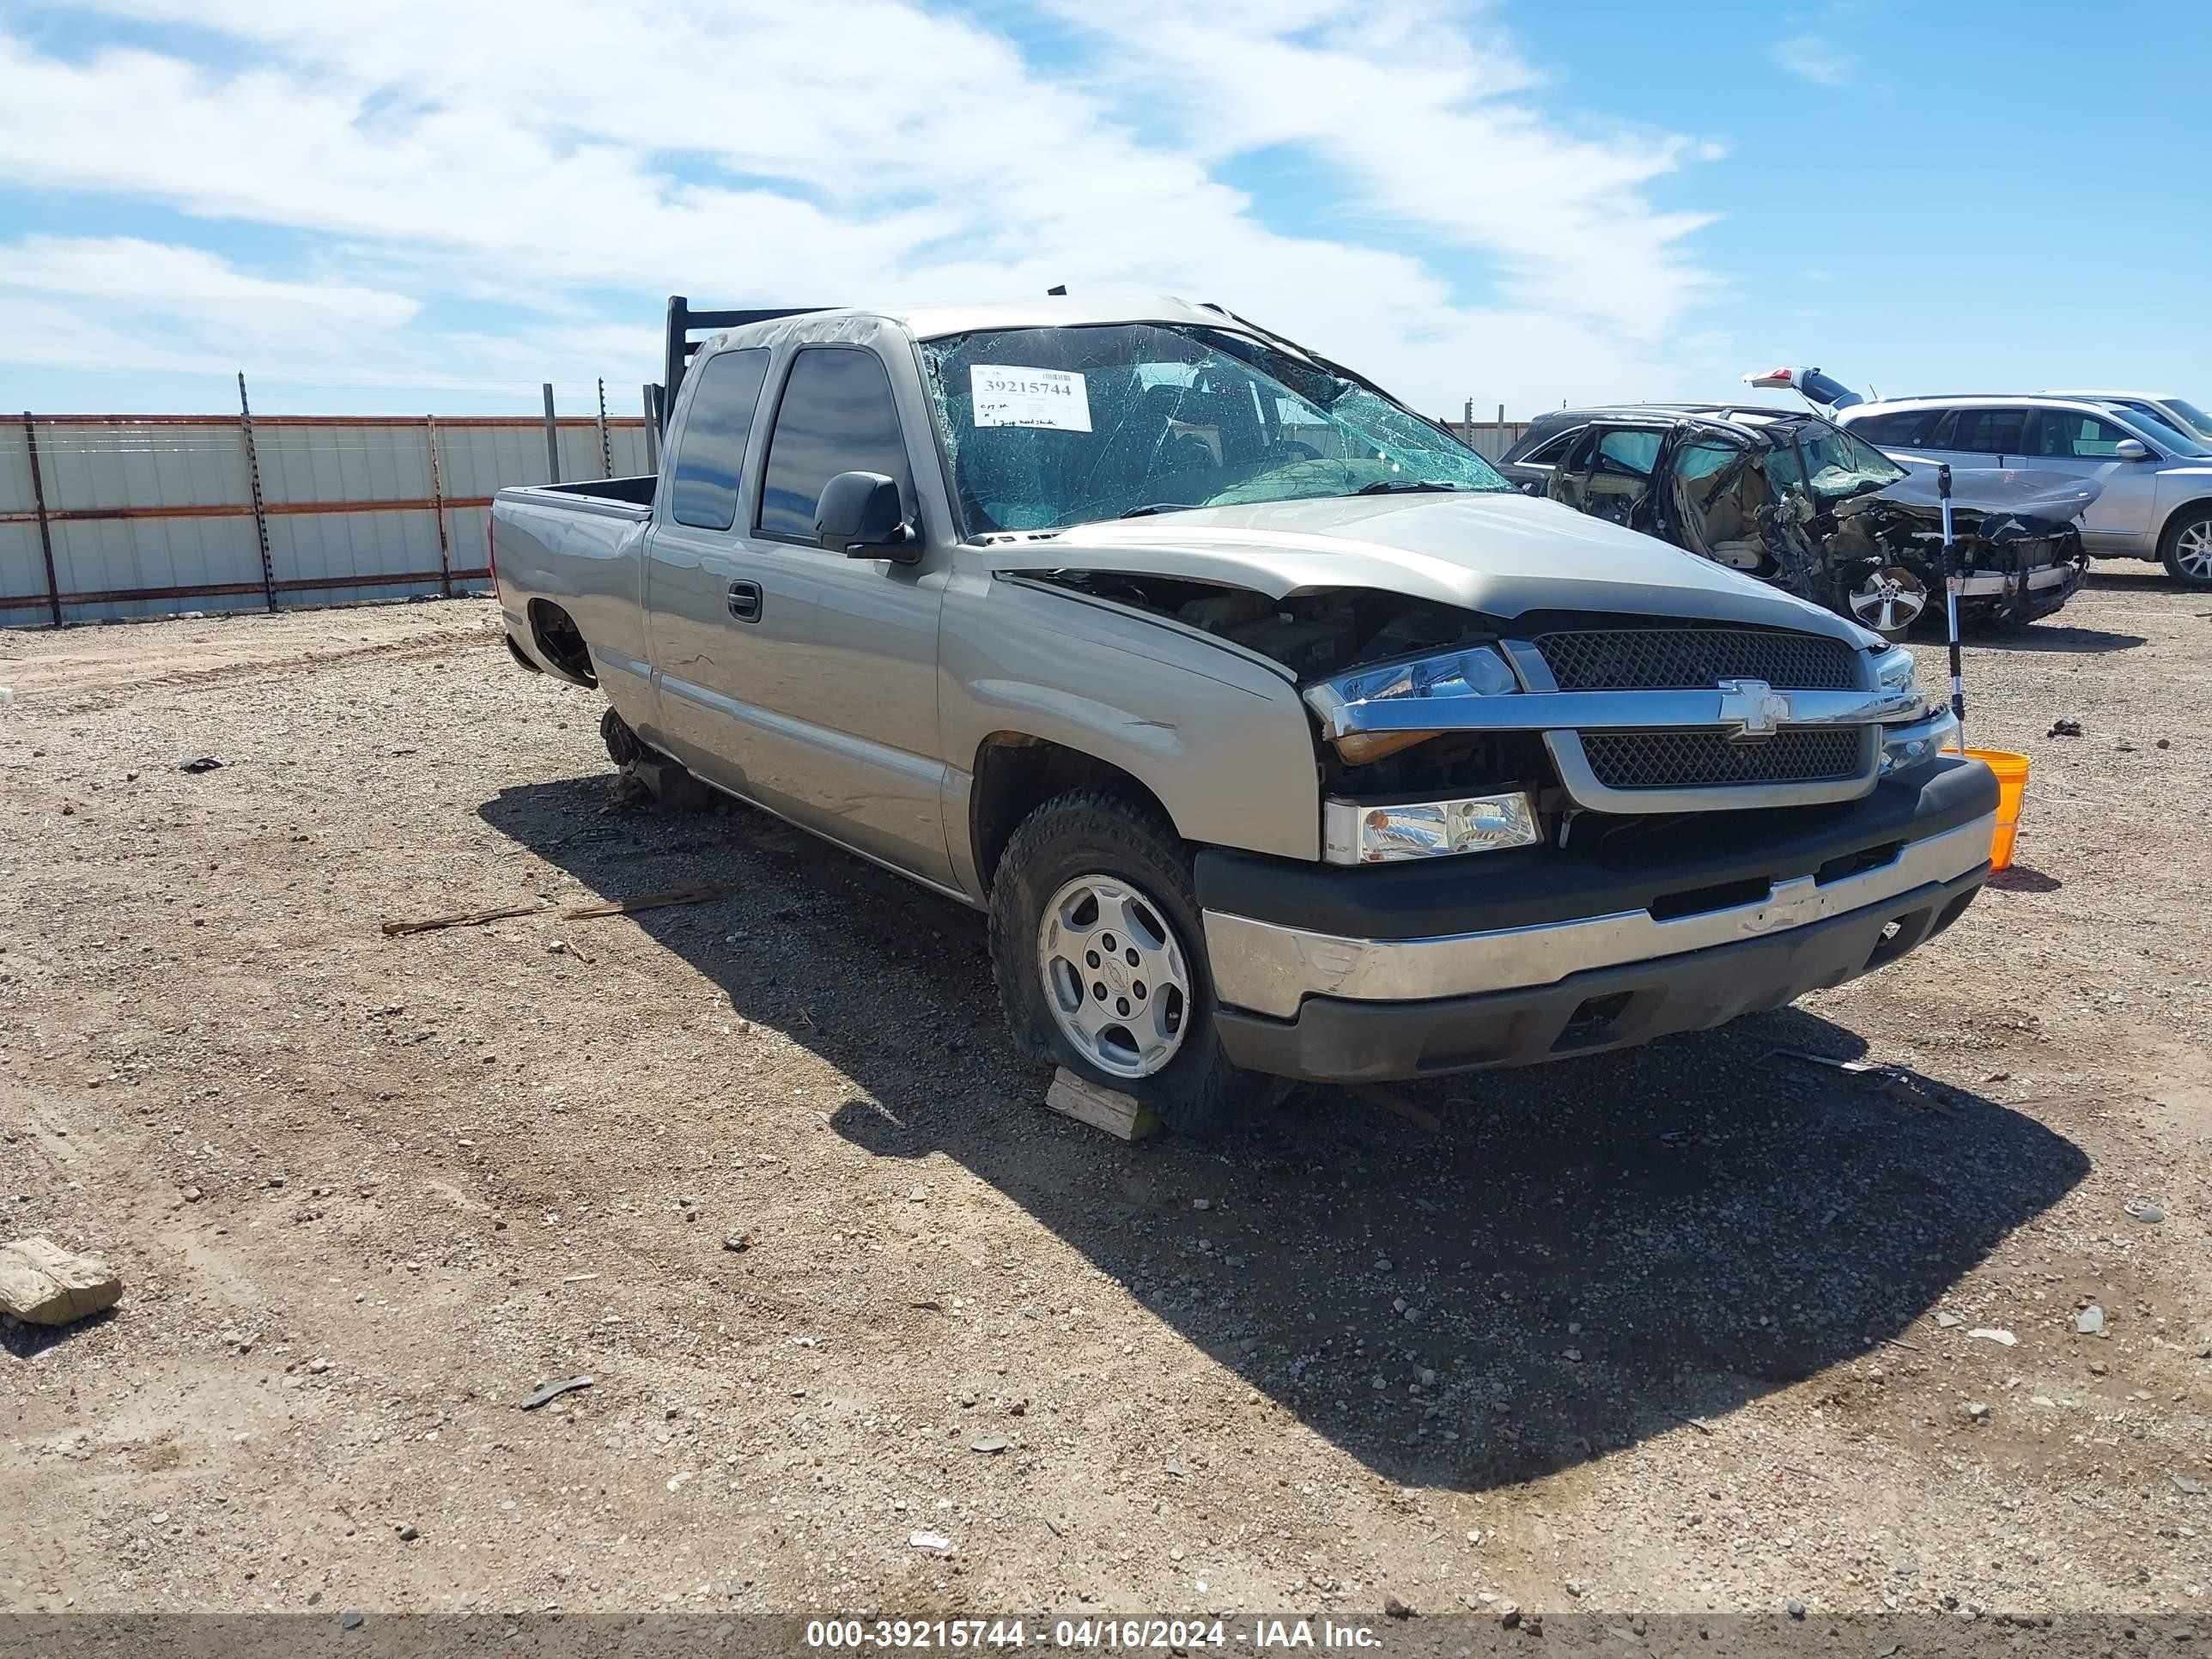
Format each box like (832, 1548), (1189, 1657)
(1, 0), (2205, 419)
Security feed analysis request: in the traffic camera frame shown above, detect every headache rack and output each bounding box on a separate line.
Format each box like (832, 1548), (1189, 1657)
(656, 295), (836, 430)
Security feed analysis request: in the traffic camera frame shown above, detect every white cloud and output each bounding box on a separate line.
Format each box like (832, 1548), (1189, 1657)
(0, 235), (422, 374)
(0, 1), (1726, 412)
(1771, 34), (1856, 88)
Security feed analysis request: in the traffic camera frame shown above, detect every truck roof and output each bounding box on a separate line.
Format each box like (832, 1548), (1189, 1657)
(707, 293), (1249, 349)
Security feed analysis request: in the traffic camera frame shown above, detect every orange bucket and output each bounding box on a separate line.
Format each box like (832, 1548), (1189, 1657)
(1966, 749), (2031, 872)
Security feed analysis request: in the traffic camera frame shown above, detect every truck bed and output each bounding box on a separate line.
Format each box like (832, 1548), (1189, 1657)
(534, 475), (658, 509)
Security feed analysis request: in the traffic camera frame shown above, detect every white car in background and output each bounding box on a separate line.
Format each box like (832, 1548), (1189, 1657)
(1836, 395), (2212, 588)
(2046, 390), (2212, 447)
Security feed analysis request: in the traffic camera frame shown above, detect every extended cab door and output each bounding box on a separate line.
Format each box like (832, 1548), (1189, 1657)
(646, 345), (775, 769)
(707, 341), (952, 885)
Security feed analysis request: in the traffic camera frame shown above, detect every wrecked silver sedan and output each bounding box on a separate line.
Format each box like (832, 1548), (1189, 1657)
(1499, 404), (2095, 639)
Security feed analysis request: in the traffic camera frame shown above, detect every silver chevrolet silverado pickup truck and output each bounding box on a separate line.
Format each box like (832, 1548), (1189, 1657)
(492, 294), (1995, 1133)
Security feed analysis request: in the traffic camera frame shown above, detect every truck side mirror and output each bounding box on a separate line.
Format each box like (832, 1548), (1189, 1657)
(816, 471), (915, 559)
(2113, 438), (2150, 461)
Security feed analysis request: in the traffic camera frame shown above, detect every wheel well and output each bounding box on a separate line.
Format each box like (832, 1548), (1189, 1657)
(527, 600), (597, 685)
(2162, 497), (2212, 551)
(971, 735), (1176, 893)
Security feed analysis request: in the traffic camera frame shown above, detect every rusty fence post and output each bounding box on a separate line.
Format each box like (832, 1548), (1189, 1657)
(424, 413), (453, 598)
(641, 384), (659, 474)
(236, 373), (277, 612)
(542, 383), (561, 483)
(21, 411), (63, 629)
(595, 378), (612, 479)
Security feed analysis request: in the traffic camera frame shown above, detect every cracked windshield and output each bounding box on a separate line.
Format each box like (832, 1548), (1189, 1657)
(921, 322), (1509, 533)
(1769, 424), (1906, 499)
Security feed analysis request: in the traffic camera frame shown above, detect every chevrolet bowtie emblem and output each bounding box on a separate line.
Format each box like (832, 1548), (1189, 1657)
(1716, 678), (1793, 742)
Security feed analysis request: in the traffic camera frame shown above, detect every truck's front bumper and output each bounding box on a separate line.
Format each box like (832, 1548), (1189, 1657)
(1196, 755), (1998, 1082)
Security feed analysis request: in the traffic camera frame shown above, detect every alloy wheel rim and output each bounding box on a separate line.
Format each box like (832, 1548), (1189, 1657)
(1848, 566), (1929, 634)
(1036, 875), (1191, 1079)
(2179, 520), (2212, 580)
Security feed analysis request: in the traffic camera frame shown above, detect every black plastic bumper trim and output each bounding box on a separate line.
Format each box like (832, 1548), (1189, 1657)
(1196, 755), (1996, 942)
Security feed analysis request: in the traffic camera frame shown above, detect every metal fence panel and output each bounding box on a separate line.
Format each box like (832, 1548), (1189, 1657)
(35, 419), (251, 511)
(434, 423), (552, 499)
(50, 513), (267, 623)
(255, 421), (433, 505)
(0, 520), (48, 623)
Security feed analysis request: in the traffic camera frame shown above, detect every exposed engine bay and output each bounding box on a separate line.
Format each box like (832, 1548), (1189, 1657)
(1018, 572), (1556, 797)
(1670, 448), (2092, 635)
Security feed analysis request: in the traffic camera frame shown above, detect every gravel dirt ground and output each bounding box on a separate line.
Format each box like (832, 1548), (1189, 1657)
(2, 576), (2207, 1627)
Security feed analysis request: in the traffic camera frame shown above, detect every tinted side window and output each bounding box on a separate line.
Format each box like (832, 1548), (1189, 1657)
(2030, 409), (2132, 458)
(669, 349), (770, 531)
(1946, 407), (2029, 455)
(757, 348), (914, 542)
(1850, 410), (1935, 446)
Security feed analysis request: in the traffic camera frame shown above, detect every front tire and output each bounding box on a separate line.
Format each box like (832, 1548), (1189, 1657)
(988, 791), (1248, 1137)
(2161, 506), (2212, 588)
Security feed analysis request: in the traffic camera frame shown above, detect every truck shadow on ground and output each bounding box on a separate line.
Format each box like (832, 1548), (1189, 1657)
(482, 775), (2089, 1494)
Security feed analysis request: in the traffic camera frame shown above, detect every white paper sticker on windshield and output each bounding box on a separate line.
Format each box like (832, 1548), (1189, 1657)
(970, 365), (1091, 432)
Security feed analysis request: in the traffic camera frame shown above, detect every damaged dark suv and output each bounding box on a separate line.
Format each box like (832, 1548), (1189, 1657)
(1499, 405), (2094, 640)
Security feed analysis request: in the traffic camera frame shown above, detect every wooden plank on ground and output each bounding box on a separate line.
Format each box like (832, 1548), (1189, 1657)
(380, 901), (546, 938)
(561, 884), (722, 921)
(1045, 1068), (1161, 1142)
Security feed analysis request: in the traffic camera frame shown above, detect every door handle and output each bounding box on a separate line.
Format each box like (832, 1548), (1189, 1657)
(726, 580), (763, 623)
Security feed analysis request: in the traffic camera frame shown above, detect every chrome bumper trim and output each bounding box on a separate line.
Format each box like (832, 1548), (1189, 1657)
(1955, 565), (2075, 596)
(1305, 679), (1923, 740)
(1203, 809), (1996, 1019)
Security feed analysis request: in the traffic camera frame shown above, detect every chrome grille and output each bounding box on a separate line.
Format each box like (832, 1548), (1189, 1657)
(1536, 628), (1859, 692)
(1582, 728), (1867, 790)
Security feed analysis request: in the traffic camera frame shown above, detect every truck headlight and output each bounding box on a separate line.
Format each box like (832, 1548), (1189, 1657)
(1324, 792), (1540, 865)
(1304, 646), (1520, 764)
(1871, 645), (1920, 697)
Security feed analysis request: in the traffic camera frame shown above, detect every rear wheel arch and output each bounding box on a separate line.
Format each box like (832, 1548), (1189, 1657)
(526, 599), (597, 685)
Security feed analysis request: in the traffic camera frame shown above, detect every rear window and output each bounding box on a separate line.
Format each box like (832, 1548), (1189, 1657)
(1848, 409), (1938, 447)
(757, 348), (915, 543)
(668, 348), (770, 531)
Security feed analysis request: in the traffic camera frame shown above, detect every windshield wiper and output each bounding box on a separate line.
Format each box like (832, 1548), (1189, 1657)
(1118, 501), (1198, 518)
(1353, 479), (1462, 495)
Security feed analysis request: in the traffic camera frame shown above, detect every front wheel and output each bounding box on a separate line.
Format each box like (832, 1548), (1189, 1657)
(988, 791), (1248, 1137)
(2161, 507), (2212, 588)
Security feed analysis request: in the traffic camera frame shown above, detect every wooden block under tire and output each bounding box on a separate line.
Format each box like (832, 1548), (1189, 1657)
(631, 756), (716, 814)
(1045, 1068), (1161, 1142)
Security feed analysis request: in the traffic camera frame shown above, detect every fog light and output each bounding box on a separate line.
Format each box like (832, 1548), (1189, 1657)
(1323, 792), (1540, 865)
